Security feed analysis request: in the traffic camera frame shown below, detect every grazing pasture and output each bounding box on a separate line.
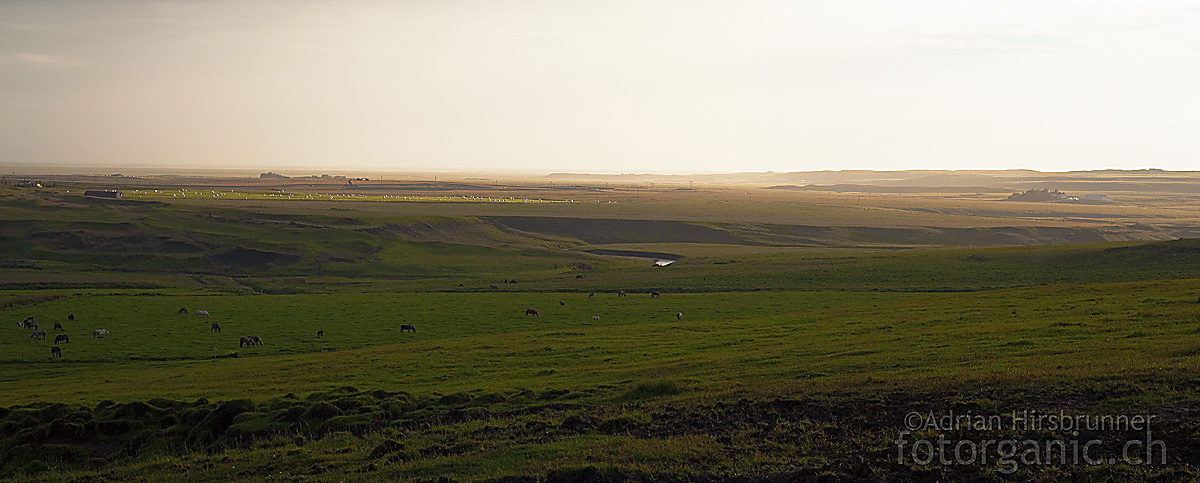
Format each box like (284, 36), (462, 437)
(2, 281), (1200, 481)
(5, 282), (1200, 407)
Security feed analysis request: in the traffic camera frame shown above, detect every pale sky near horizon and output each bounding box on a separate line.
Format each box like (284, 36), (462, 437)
(2, 1), (1198, 173)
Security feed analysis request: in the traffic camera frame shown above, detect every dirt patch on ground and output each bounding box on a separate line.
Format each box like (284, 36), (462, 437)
(212, 247), (302, 267)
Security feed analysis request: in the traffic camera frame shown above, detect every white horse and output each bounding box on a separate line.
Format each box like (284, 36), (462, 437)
(196, 310), (210, 317)
(92, 329), (109, 338)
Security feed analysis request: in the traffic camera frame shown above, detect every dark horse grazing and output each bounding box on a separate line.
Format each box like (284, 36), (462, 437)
(240, 336), (263, 347)
(51, 346), (61, 358)
(559, 301), (566, 306)
(317, 330), (324, 338)
(525, 309), (539, 317)
(575, 275), (583, 279)
(651, 291), (661, 298)
(54, 334), (69, 344)
(400, 324), (416, 333)
(30, 330), (46, 340)
(54, 322), (65, 331)
(211, 323), (221, 332)
(618, 291), (627, 297)
(589, 292), (595, 299)
(178, 307), (188, 314)
(68, 313), (75, 321)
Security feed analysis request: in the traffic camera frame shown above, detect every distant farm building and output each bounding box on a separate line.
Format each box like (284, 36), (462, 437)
(83, 190), (123, 199)
(1005, 189), (1111, 204)
(1006, 189), (1081, 202)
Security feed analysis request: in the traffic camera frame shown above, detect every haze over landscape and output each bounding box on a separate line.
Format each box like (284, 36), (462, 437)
(4, 0), (1200, 173)
(6, 2), (1200, 481)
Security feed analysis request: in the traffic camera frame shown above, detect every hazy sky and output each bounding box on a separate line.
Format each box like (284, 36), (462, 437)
(2, 1), (1198, 173)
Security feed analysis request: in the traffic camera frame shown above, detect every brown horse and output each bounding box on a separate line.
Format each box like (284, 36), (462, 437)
(54, 334), (69, 344)
(400, 324), (416, 333)
(525, 309), (539, 317)
(51, 346), (62, 358)
(651, 291), (661, 298)
(30, 330), (46, 340)
(239, 336), (263, 347)
(53, 322), (65, 331)
(211, 323), (221, 332)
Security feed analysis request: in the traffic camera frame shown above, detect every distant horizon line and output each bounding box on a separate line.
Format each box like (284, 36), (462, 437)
(0, 163), (1191, 177)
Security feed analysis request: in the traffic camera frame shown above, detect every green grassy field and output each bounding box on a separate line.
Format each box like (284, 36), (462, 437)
(2, 183), (1200, 481)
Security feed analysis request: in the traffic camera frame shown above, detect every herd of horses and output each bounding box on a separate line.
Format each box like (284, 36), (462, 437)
(178, 307), (270, 348)
(16, 315), (106, 358)
(524, 290), (681, 323)
(23, 289), (674, 359)
(17, 309), (267, 359)
(187, 308), (418, 347)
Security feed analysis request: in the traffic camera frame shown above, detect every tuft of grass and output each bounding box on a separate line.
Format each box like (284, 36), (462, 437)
(621, 380), (682, 401)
